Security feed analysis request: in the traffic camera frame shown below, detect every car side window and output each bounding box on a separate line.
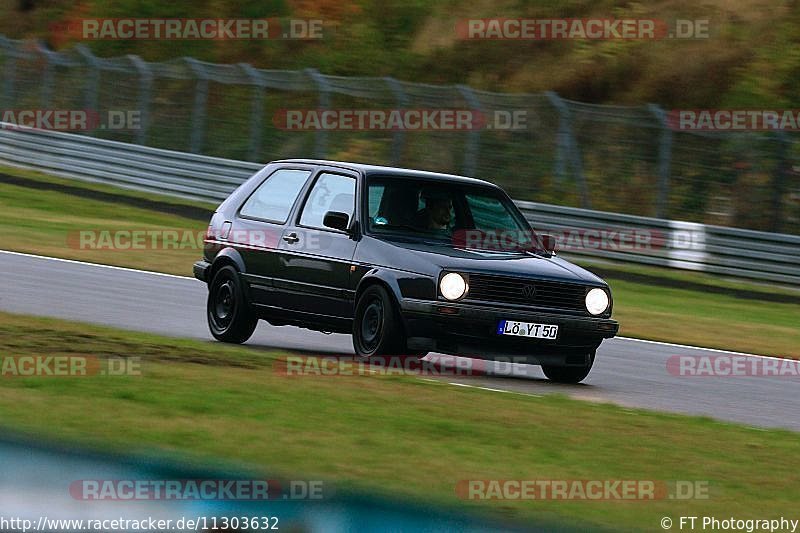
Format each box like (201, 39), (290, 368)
(239, 169), (312, 223)
(299, 173), (356, 229)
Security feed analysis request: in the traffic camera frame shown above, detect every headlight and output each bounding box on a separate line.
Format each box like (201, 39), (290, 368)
(585, 288), (610, 315)
(440, 272), (468, 301)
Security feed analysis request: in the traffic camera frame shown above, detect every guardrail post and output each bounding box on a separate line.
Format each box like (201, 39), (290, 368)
(457, 84), (481, 176)
(76, 45), (99, 123)
(648, 104), (673, 219)
(128, 55), (151, 145)
(185, 57), (208, 154)
(667, 221), (708, 272)
(546, 91), (590, 208)
(305, 68), (330, 158)
(384, 77), (407, 166)
(239, 63), (265, 162)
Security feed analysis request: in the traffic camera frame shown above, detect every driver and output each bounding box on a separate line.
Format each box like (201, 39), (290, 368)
(415, 188), (453, 232)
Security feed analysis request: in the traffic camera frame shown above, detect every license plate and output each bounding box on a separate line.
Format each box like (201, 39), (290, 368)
(497, 320), (558, 339)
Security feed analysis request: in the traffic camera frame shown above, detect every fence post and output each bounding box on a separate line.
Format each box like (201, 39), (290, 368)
(384, 77), (407, 166)
(648, 104), (673, 219)
(239, 63), (265, 162)
(305, 68), (330, 158)
(771, 131), (790, 233)
(546, 91), (590, 208)
(545, 91), (568, 187)
(457, 84), (481, 176)
(127, 55), (151, 145)
(36, 41), (54, 109)
(76, 45), (99, 136)
(185, 57), (208, 154)
(0, 37), (17, 109)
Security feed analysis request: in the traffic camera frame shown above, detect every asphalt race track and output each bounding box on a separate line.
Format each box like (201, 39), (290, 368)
(2, 249), (798, 431)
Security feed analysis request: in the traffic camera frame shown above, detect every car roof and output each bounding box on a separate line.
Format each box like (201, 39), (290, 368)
(271, 159), (497, 188)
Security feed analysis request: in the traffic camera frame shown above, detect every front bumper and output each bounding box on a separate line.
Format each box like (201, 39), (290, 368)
(400, 298), (618, 365)
(193, 260), (211, 282)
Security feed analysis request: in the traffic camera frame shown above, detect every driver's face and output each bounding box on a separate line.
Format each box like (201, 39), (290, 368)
(428, 199), (452, 226)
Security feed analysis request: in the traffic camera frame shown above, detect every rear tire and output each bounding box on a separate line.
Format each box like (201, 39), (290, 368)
(541, 351), (595, 384)
(207, 265), (258, 344)
(352, 284), (409, 358)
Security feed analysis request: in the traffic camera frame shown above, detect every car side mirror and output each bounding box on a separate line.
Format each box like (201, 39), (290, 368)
(323, 211), (350, 232)
(540, 234), (558, 254)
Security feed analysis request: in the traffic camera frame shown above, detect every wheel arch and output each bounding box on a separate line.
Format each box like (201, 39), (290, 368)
(354, 269), (404, 306)
(208, 247), (246, 282)
(354, 269), (408, 332)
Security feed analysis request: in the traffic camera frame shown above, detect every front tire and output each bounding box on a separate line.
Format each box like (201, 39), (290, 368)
(207, 265), (258, 344)
(352, 284), (408, 358)
(541, 351), (595, 384)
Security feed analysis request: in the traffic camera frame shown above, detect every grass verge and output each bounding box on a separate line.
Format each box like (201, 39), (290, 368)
(0, 166), (798, 358)
(0, 311), (799, 531)
(0, 170), (206, 276)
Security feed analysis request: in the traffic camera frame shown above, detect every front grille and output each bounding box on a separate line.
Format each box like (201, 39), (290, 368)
(465, 274), (587, 312)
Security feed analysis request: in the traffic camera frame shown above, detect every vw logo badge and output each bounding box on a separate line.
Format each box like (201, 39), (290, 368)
(522, 284), (536, 299)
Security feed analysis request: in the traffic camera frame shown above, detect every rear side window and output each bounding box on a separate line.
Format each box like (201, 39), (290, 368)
(239, 169), (311, 223)
(299, 173), (356, 229)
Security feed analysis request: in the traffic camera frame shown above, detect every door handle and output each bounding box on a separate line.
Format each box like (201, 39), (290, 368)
(282, 232), (299, 244)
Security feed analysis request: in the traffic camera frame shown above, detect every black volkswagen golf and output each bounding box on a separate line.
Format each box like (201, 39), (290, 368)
(194, 160), (618, 383)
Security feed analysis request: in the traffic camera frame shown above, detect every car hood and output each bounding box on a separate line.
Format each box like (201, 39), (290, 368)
(387, 239), (606, 285)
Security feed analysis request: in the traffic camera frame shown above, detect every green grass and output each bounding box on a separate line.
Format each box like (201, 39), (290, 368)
(0, 164), (218, 212)
(1, 167), (799, 357)
(0, 311), (799, 531)
(0, 169), (206, 276)
(611, 278), (799, 357)
(574, 258), (800, 299)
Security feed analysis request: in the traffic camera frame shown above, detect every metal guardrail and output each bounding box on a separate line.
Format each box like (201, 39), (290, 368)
(520, 200), (800, 285)
(0, 122), (261, 203)
(1, 123), (799, 285)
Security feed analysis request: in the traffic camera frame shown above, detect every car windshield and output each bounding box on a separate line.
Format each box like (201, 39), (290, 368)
(366, 176), (541, 252)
